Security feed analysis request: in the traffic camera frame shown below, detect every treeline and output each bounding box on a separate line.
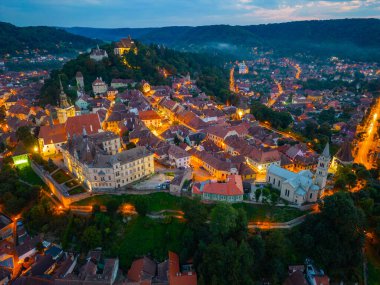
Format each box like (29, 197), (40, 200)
(251, 101), (293, 129)
(0, 22), (99, 56)
(40, 41), (231, 106)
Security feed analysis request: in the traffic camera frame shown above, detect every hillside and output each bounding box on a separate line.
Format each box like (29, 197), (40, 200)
(0, 22), (100, 55)
(40, 41), (230, 106)
(64, 18), (380, 60)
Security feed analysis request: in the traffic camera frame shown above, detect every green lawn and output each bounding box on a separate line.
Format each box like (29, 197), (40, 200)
(73, 192), (185, 212)
(52, 169), (72, 184)
(233, 203), (306, 223)
(111, 216), (186, 269)
(68, 186), (87, 196)
(17, 165), (45, 186)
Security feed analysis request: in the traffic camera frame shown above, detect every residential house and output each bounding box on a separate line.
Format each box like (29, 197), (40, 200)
(192, 175), (244, 203)
(168, 145), (191, 168)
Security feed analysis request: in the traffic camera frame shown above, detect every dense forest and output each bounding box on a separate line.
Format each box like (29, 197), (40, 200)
(40, 41), (231, 105)
(0, 22), (99, 55)
(65, 19), (380, 61)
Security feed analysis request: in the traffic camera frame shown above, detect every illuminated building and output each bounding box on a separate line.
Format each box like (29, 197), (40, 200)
(62, 130), (154, 191)
(56, 77), (75, 124)
(114, 36), (137, 56)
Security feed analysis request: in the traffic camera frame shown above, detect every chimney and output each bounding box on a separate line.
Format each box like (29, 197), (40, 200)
(90, 124), (93, 132)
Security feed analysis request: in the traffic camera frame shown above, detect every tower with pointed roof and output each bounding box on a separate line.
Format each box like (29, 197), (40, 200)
(57, 76), (76, 124)
(314, 143), (330, 189)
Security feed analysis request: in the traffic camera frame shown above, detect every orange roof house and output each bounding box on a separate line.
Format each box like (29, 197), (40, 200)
(168, 251), (197, 285)
(192, 175), (244, 203)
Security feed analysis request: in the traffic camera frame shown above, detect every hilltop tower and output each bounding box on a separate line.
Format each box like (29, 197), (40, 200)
(314, 142), (331, 189)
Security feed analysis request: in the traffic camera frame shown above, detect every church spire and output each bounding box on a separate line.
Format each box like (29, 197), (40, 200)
(321, 142), (330, 158)
(58, 75), (70, 109)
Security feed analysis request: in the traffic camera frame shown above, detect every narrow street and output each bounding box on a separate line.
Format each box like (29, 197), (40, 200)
(355, 99), (380, 169)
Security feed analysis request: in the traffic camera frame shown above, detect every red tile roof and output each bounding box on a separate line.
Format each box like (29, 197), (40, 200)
(38, 124), (66, 144)
(201, 175), (243, 196)
(139, 110), (161, 121)
(168, 251), (197, 285)
(65, 113), (102, 137)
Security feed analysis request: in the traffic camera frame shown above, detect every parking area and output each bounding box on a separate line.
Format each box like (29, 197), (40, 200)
(133, 173), (174, 190)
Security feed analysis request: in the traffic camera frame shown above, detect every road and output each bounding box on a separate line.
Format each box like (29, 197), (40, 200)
(355, 98), (380, 169)
(267, 79), (283, 107)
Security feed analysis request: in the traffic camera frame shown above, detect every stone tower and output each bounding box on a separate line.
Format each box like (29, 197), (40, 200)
(314, 142), (331, 189)
(57, 76), (76, 124)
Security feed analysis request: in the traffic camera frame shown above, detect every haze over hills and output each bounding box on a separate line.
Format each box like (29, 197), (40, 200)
(65, 18), (380, 60)
(0, 22), (100, 55)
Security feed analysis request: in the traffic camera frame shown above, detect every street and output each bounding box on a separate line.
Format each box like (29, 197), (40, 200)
(355, 99), (380, 169)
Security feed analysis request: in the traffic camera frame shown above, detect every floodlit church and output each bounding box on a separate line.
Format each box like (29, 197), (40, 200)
(266, 143), (330, 205)
(56, 78), (75, 124)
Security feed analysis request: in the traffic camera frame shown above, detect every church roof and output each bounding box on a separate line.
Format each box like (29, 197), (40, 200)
(335, 140), (353, 163)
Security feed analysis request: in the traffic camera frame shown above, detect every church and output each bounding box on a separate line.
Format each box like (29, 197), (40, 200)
(265, 143), (330, 205)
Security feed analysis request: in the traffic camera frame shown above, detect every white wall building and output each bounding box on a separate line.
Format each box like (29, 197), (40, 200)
(266, 143), (330, 205)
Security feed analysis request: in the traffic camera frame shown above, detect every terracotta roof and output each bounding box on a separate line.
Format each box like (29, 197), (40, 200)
(127, 257), (156, 283)
(168, 251), (197, 285)
(65, 113), (101, 137)
(200, 175), (243, 196)
(38, 124), (66, 144)
(139, 110), (161, 121)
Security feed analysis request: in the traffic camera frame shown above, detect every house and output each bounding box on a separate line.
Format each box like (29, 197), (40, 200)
(138, 110), (162, 129)
(192, 175), (244, 203)
(189, 149), (238, 181)
(0, 214), (13, 242)
(168, 145), (191, 168)
(92, 77), (108, 95)
(90, 45), (108, 62)
(15, 236), (42, 263)
(31, 254), (56, 276)
(246, 147), (281, 174)
(55, 250), (119, 285)
(283, 270), (308, 285)
(38, 123), (67, 156)
(168, 251), (197, 285)
(127, 256), (156, 285)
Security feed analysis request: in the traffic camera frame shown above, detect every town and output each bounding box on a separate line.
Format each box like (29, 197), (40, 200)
(0, 23), (380, 285)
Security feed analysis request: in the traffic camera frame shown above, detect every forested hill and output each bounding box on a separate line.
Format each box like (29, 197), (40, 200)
(64, 18), (380, 61)
(40, 41), (230, 106)
(0, 22), (100, 55)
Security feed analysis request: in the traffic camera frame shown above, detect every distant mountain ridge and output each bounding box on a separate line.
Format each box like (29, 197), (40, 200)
(0, 22), (100, 55)
(64, 19), (380, 60)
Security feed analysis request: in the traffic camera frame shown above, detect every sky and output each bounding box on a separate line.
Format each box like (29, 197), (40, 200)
(1, 0), (379, 28)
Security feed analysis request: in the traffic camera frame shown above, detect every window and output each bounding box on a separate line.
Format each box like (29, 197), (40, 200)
(310, 193), (313, 199)
(278, 180), (280, 187)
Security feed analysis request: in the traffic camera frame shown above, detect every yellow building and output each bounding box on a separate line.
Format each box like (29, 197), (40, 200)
(57, 78), (75, 124)
(114, 36), (137, 56)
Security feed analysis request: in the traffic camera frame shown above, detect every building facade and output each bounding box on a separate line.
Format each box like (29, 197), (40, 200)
(62, 131), (154, 191)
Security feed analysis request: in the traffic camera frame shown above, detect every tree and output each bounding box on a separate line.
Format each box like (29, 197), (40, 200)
(299, 192), (365, 276)
(134, 198), (149, 216)
(210, 203), (238, 239)
(16, 126), (37, 149)
(255, 188), (262, 202)
(82, 226), (102, 250)
(0, 106), (6, 124)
